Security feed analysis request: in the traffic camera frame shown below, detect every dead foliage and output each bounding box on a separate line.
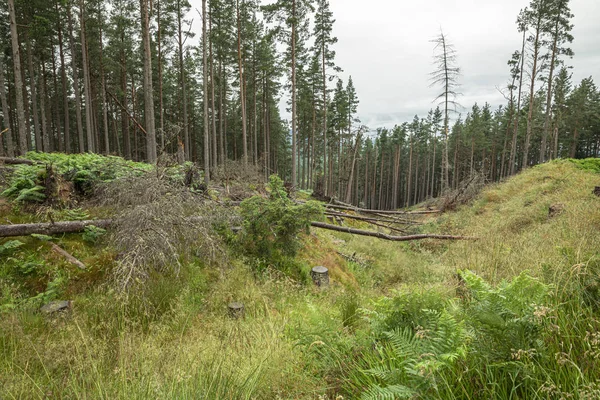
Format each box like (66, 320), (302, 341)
(439, 172), (486, 212)
(211, 159), (265, 201)
(97, 171), (234, 292)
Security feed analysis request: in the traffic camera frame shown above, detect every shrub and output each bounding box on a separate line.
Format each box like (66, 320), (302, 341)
(238, 175), (323, 264)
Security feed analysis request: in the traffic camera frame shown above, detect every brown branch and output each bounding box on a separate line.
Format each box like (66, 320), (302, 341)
(310, 221), (476, 241)
(50, 243), (87, 270)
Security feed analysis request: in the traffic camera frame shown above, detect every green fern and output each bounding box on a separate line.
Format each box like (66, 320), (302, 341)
(0, 240), (25, 255)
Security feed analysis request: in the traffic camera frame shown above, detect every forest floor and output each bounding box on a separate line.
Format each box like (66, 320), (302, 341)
(1, 156), (600, 399)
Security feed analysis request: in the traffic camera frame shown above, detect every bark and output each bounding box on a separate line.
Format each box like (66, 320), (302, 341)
(8, 0), (28, 155)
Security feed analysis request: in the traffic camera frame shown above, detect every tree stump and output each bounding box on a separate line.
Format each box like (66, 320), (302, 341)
(594, 187), (600, 197)
(228, 302), (245, 319)
(311, 266), (329, 288)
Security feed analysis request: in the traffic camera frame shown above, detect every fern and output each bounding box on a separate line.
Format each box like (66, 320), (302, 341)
(360, 384), (415, 400)
(0, 240), (25, 255)
(360, 310), (466, 398)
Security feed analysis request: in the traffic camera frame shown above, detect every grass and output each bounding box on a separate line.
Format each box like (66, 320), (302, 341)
(1, 158), (600, 399)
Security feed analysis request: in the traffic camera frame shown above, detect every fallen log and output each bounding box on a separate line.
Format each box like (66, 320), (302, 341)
(310, 221), (476, 241)
(0, 217), (469, 242)
(325, 211), (408, 234)
(0, 219), (112, 238)
(324, 203), (441, 215)
(0, 157), (35, 165)
(50, 243), (87, 270)
(324, 211), (402, 225)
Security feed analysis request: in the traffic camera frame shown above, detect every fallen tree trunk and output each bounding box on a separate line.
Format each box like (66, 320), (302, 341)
(0, 157), (35, 165)
(310, 221), (476, 241)
(0, 219), (112, 238)
(0, 218), (470, 242)
(324, 203), (441, 215)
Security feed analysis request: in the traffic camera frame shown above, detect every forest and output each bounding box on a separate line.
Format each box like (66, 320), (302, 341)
(0, 0), (597, 203)
(1, 0), (600, 398)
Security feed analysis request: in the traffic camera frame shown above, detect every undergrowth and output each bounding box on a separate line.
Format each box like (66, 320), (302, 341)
(1, 159), (600, 399)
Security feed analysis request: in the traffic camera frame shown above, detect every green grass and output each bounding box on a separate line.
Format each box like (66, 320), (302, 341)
(1, 159), (600, 399)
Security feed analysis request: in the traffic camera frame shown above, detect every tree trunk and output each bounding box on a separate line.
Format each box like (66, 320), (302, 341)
(66, 5), (85, 153)
(236, 0), (248, 166)
(541, 1), (565, 163)
(79, 0), (94, 153)
(8, 0), (29, 155)
(344, 133), (362, 204)
(290, 0), (297, 188)
(141, 0), (157, 163)
(0, 57), (15, 157)
(202, 0), (210, 184)
(56, 3), (70, 154)
(523, 12), (543, 169)
(177, 0), (189, 161)
(0, 219), (113, 238)
(26, 38), (42, 151)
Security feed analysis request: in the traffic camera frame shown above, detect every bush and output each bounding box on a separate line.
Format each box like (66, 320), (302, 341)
(238, 175), (323, 266)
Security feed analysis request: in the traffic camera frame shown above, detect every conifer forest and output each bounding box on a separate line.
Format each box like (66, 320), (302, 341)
(1, 0), (600, 398)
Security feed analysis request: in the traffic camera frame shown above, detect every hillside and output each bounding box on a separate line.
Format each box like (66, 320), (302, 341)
(1, 157), (600, 399)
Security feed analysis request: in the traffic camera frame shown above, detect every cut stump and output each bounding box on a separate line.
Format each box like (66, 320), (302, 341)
(311, 266), (329, 288)
(228, 302), (245, 319)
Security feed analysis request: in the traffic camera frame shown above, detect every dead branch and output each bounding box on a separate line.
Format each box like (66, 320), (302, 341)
(50, 243), (86, 270)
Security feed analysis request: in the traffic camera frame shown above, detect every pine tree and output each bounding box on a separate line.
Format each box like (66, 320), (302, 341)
(539, 0), (573, 162)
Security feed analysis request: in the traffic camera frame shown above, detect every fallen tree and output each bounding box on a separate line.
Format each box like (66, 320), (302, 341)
(0, 157), (35, 165)
(0, 219), (112, 237)
(309, 221), (476, 241)
(0, 218), (473, 242)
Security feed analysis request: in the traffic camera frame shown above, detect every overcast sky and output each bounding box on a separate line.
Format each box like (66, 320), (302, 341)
(188, 0), (600, 131)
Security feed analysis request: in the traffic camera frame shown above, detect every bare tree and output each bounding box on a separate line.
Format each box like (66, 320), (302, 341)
(430, 29), (460, 192)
